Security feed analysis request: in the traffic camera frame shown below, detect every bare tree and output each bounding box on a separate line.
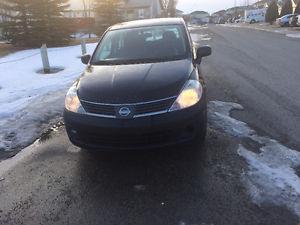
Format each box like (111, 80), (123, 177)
(82, 0), (93, 38)
(167, 0), (177, 17)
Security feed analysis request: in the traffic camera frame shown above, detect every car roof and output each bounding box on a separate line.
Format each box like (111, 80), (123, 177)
(109, 18), (186, 31)
(281, 14), (296, 18)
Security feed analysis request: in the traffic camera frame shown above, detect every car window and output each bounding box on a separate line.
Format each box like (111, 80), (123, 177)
(91, 25), (190, 65)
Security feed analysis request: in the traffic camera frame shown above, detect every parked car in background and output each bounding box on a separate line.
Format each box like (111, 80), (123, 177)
(235, 17), (245, 23)
(288, 14), (299, 27)
(245, 8), (266, 24)
(277, 14), (297, 27)
(298, 15), (300, 26)
(64, 18), (212, 150)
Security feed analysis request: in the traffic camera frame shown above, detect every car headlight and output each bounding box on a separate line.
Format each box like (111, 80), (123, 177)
(65, 84), (85, 113)
(169, 80), (203, 112)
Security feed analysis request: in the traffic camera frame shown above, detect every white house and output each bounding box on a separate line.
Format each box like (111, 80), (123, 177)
(190, 11), (210, 24)
(64, 0), (95, 19)
(123, 0), (164, 21)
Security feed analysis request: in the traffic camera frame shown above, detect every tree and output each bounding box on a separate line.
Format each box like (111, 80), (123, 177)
(0, 0), (71, 47)
(167, 0), (176, 17)
(266, 0), (279, 24)
(280, 0), (293, 17)
(94, 0), (122, 35)
(81, 0), (94, 38)
(295, 1), (300, 14)
(0, 0), (33, 45)
(29, 0), (72, 47)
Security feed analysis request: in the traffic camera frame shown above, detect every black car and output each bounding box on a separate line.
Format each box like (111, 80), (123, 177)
(64, 18), (212, 150)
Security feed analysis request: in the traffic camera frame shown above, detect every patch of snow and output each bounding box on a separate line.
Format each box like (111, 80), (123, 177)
(188, 25), (208, 31)
(286, 33), (300, 38)
(218, 23), (300, 39)
(238, 143), (300, 217)
(208, 100), (300, 218)
(0, 43), (97, 151)
(208, 101), (255, 137)
(190, 33), (212, 42)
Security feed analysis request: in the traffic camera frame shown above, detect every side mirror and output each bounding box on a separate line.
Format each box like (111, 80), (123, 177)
(196, 46), (212, 60)
(81, 54), (91, 65)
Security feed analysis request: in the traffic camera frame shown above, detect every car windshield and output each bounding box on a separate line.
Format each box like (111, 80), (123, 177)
(91, 25), (190, 65)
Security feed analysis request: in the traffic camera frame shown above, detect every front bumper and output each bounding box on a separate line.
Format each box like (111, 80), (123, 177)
(64, 100), (206, 150)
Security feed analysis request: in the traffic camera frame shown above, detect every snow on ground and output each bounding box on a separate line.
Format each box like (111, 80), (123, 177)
(188, 25), (208, 32)
(188, 25), (212, 42)
(190, 33), (212, 42)
(0, 43), (97, 151)
(219, 23), (300, 39)
(286, 33), (300, 38)
(208, 101), (300, 218)
(208, 101), (255, 137)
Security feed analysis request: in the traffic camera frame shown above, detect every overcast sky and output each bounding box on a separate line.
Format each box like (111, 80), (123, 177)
(177, 0), (256, 14)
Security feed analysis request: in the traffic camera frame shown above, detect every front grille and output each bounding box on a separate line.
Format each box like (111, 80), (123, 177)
(80, 96), (177, 118)
(81, 102), (115, 116)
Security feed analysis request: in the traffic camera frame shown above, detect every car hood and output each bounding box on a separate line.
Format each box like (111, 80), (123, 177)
(77, 59), (194, 103)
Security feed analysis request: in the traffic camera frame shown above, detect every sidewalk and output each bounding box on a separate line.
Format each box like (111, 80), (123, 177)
(219, 22), (300, 38)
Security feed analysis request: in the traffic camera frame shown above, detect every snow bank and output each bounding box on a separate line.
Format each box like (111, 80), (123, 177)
(208, 101), (300, 218)
(208, 101), (255, 137)
(0, 43), (97, 151)
(286, 33), (300, 38)
(238, 143), (300, 217)
(190, 33), (212, 42)
(219, 23), (300, 39)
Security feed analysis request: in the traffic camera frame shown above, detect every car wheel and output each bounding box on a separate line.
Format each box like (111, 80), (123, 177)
(250, 19), (255, 24)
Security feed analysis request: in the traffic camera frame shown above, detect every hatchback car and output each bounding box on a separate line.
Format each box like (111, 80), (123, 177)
(64, 18), (212, 150)
(289, 14), (299, 27)
(277, 14), (296, 27)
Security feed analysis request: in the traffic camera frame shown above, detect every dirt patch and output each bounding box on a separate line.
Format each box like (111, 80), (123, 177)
(38, 121), (64, 143)
(69, 37), (99, 46)
(36, 67), (64, 74)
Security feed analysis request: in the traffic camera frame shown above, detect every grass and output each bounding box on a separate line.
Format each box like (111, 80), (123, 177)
(69, 37), (100, 46)
(0, 42), (24, 57)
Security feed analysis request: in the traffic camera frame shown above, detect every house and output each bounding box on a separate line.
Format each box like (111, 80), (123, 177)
(64, 1), (95, 34)
(122, 0), (164, 21)
(64, 0), (95, 19)
(249, 0), (298, 17)
(211, 10), (226, 23)
(190, 11), (210, 24)
(225, 6), (248, 18)
(251, 0), (270, 9)
(176, 9), (184, 17)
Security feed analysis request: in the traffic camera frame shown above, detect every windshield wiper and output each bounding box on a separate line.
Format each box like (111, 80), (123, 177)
(91, 56), (186, 65)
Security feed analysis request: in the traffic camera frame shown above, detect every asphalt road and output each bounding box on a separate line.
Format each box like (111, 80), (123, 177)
(201, 25), (300, 149)
(0, 25), (299, 225)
